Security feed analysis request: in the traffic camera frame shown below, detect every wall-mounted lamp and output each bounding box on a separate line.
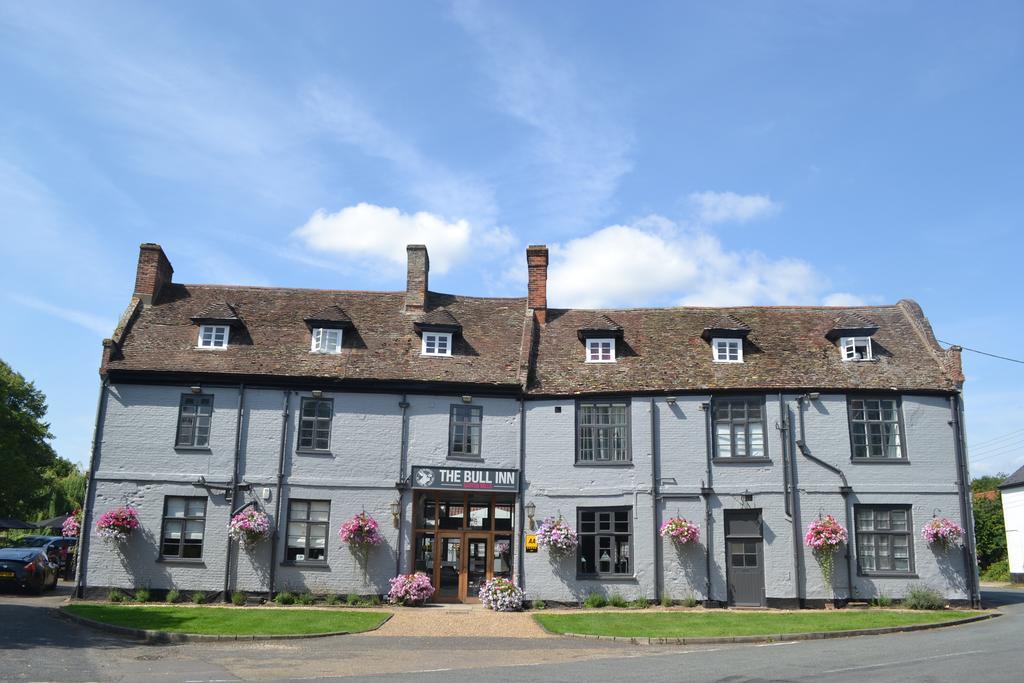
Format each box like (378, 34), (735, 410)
(190, 385), (202, 394)
(461, 395), (473, 404)
(805, 392), (820, 401)
(311, 389), (324, 399)
(742, 489), (754, 502)
(699, 402), (710, 411)
(389, 498), (401, 528)
(665, 397), (677, 405)
(525, 501), (536, 530)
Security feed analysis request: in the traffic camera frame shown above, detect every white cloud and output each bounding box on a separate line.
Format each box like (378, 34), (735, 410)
(689, 191), (780, 225)
(823, 292), (868, 306)
(294, 203), (474, 275)
(548, 216), (860, 309)
(8, 293), (112, 337)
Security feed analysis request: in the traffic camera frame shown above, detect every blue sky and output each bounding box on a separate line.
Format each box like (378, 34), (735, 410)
(1, 2), (1021, 477)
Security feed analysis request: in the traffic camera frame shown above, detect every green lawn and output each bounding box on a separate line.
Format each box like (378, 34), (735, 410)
(534, 610), (977, 638)
(65, 604), (389, 636)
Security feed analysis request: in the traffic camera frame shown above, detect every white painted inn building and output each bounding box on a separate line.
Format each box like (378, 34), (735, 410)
(77, 243), (981, 607)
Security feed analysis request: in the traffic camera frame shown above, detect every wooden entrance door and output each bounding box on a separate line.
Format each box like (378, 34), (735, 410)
(725, 509), (766, 606)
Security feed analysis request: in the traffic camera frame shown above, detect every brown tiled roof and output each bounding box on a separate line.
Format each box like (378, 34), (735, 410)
(415, 308), (461, 332)
(527, 300), (961, 395)
(701, 313), (751, 340)
(107, 284), (528, 388)
(304, 305), (352, 327)
(191, 301), (241, 323)
(577, 314), (624, 340)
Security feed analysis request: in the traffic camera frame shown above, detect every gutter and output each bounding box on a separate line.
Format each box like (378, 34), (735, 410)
(701, 400), (714, 605)
(223, 382), (245, 601)
(267, 391), (290, 601)
(395, 395), (409, 578)
(75, 377), (109, 599)
(950, 394), (981, 608)
(650, 398), (661, 604)
(779, 393), (803, 606)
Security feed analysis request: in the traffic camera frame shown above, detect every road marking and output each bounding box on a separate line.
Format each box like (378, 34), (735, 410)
(818, 649), (989, 675)
(756, 641), (799, 647)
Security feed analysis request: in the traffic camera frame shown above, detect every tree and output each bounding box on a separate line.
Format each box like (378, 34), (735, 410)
(0, 359), (59, 519)
(971, 474), (1008, 570)
(972, 474), (1007, 494)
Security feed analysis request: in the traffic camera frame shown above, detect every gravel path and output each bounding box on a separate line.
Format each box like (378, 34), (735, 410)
(356, 605), (554, 638)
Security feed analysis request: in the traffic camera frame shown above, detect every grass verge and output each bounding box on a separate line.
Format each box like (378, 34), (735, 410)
(534, 610), (977, 638)
(65, 604), (389, 636)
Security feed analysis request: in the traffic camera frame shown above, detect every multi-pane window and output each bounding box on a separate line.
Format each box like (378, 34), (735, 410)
(712, 338), (742, 362)
(849, 398), (903, 459)
(160, 496), (207, 559)
(422, 332), (452, 356)
(197, 325), (229, 349)
(449, 405), (482, 457)
(855, 505), (913, 574)
(286, 499), (330, 562)
(298, 398), (332, 451)
(841, 336), (873, 361)
(586, 338), (615, 363)
(175, 394), (213, 448)
(578, 508), (632, 577)
(713, 398), (766, 459)
(577, 401), (630, 463)
(310, 327), (343, 354)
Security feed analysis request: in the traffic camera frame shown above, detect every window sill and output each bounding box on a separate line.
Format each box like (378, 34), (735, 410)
(295, 449), (334, 456)
(858, 571), (918, 579)
(447, 454), (483, 461)
(575, 575), (638, 582)
(280, 560), (329, 568)
(713, 458), (772, 464)
(174, 446), (212, 452)
(156, 557), (205, 566)
(850, 458), (910, 464)
(574, 462), (634, 468)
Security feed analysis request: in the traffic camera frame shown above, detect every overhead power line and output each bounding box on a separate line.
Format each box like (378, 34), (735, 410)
(937, 339), (1024, 365)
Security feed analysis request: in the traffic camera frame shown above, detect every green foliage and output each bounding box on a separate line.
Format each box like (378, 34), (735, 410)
(607, 593), (628, 608)
(627, 599), (650, 609)
(0, 359), (59, 519)
(583, 592), (607, 608)
(368, 594), (381, 606)
(107, 589), (126, 603)
(681, 594), (701, 608)
(972, 474), (1007, 493)
(296, 592), (316, 606)
(532, 600), (546, 610)
(902, 585), (946, 610)
(231, 591), (247, 606)
(274, 591), (296, 605)
(659, 594), (674, 608)
(133, 588), (151, 603)
(973, 490), (1007, 569)
(870, 591), (893, 608)
(325, 594), (342, 606)
(345, 593), (361, 606)
(165, 589), (180, 604)
(981, 558), (1011, 582)
(191, 591), (206, 605)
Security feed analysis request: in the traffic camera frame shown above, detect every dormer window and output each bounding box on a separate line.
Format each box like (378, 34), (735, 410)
(198, 325), (229, 349)
(311, 328), (343, 354)
(586, 338), (616, 363)
(712, 338), (742, 363)
(841, 336), (873, 361)
(422, 332), (452, 356)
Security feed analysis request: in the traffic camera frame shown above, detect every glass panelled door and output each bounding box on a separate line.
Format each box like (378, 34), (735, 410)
(437, 536), (462, 600)
(466, 537), (489, 599)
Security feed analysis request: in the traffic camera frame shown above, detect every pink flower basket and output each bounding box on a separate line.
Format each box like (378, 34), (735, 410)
(387, 572), (435, 606)
(228, 508), (271, 547)
(62, 510), (82, 538)
(922, 517), (963, 549)
(95, 506), (140, 543)
(338, 512), (384, 549)
(536, 516), (578, 555)
(660, 517), (700, 545)
(804, 515), (848, 595)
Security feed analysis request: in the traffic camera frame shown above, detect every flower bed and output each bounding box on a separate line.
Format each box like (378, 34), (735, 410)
(922, 517), (963, 549)
(95, 506), (140, 543)
(660, 517), (700, 545)
(387, 572), (434, 606)
(228, 508), (271, 547)
(478, 577), (524, 611)
(536, 516), (578, 555)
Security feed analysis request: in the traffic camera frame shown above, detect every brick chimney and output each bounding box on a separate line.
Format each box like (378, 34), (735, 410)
(527, 245), (548, 324)
(134, 243), (173, 306)
(405, 244), (429, 313)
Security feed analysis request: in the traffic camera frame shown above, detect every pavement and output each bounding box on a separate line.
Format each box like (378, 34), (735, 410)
(0, 582), (1021, 682)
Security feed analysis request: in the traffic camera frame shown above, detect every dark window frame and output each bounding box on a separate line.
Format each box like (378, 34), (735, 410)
(285, 499), (331, 564)
(297, 397), (334, 452)
(847, 396), (907, 461)
(577, 506), (633, 578)
(854, 504), (916, 576)
(575, 399), (632, 465)
(160, 496), (207, 560)
(175, 394), (213, 449)
(711, 396), (769, 461)
(448, 404), (483, 458)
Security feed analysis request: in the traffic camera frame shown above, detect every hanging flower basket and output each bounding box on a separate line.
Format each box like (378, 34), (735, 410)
(922, 517), (963, 549)
(478, 576), (524, 611)
(62, 509), (82, 538)
(536, 516), (578, 555)
(660, 517), (700, 545)
(804, 515), (848, 597)
(338, 512), (384, 549)
(227, 508), (271, 547)
(387, 572), (435, 606)
(95, 506), (140, 543)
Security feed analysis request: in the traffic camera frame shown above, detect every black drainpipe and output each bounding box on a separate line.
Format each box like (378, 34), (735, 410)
(517, 397), (527, 591)
(395, 395), (409, 578)
(779, 393), (803, 607)
(650, 398), (661, 604)
(950, 394), (981, 608)
(267, 391), (290, 601)
(796, 394), (854, 603)
(223, 382), (245, 602)
(701, 400), (714, 605)
(75, 377), (109, 599)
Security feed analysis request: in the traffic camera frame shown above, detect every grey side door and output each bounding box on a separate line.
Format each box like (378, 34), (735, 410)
(725, 510), (765, 606)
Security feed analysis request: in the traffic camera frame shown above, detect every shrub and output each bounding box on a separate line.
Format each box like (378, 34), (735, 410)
(903, 585), (946, 610)
(659, 594), (673, 608)
(325, 594), (342, 606)
(607, 593), (628, 608)
(274, 591), (296, 605)
(628, 599), (649, 609)
(387, 572), (435, 606)
(133, 588), (151, 603)
(532, 600), (546, 610)
(345, 593), (361, 606)
(981, 558), (1011, 582)
(231, 591), (247, 606)
(165, 588), (181, 604)
(191, 591), (206, 605)
(682, 593), (701, 608)
(583, 592), (607, 609)
(107, 589), (126, 603)
(296, 592), (316, 606)
(870, 591), (893, 608)
(368, 594), (381, 606)
(478, 577), (524, 612)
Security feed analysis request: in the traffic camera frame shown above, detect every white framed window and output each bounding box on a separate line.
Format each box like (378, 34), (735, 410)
(840, 336), (873, 361)
(310, 327), (343, 354)
(712, 338), (742, 363)
(197, 325), (229, 349)
(586, 338), (615, 363)
(421, 332), (452, 356)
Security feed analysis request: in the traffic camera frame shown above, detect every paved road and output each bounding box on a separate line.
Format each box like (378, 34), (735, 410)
(0, 583), (1020, 682)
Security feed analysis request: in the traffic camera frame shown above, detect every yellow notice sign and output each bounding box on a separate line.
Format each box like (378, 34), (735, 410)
(525, 534), (538, 552)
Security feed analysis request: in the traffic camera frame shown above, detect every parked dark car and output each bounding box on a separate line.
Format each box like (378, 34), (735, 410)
(0, 547), (58, 594)
(10, 536), (77, 573)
